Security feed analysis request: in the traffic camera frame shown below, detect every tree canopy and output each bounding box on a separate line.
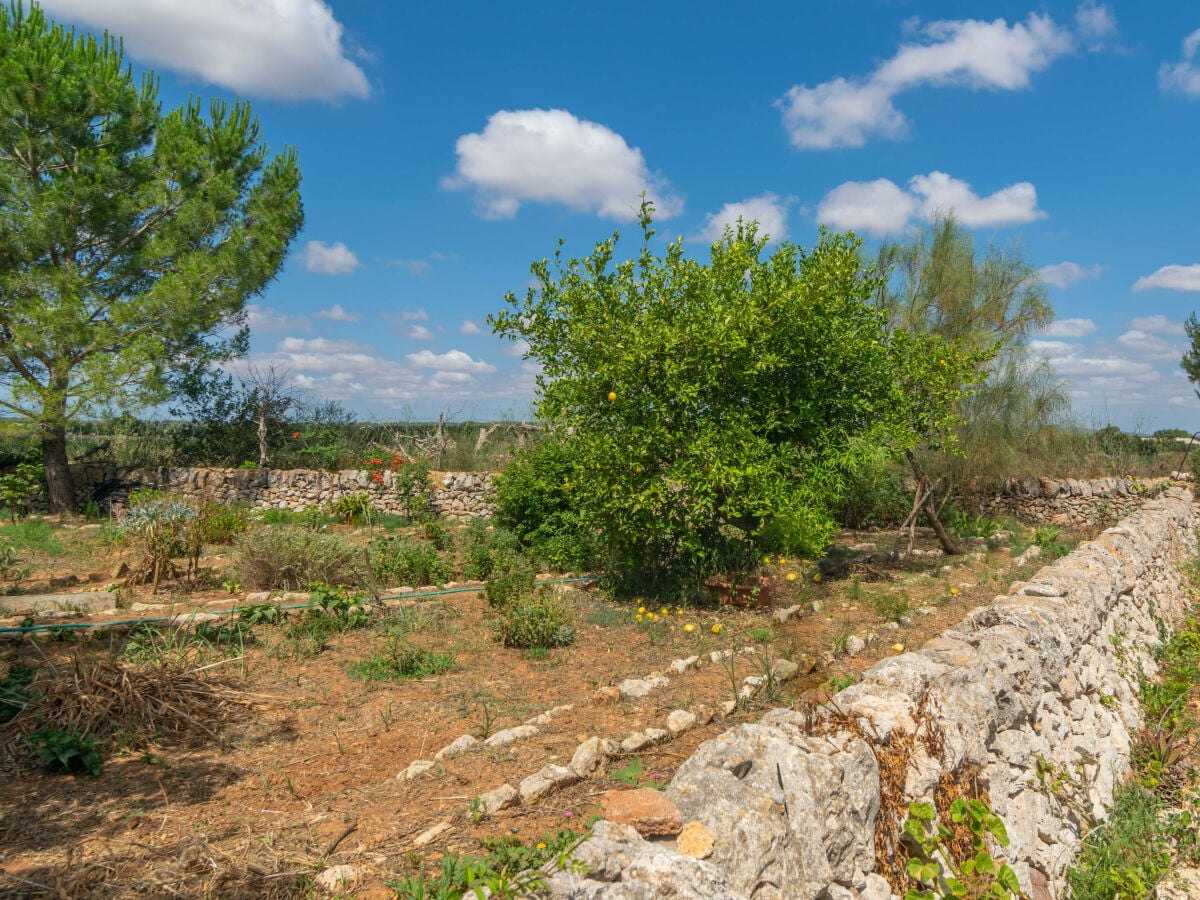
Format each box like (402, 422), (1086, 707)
(0, 4), (303, 509)
(491, 205), (983, 596)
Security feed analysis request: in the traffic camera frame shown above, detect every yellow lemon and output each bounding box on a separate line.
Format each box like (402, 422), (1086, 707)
(950, 587), (959, 595)
(778, 557), (787, 565)
(607, 391), (617, 402)
(892, 643), (905, 652)
(813, 573), (822, 583)
(683, 623), (696, 633)
(785, 572), (798, 582)
(638, 606), (646, 615)
(636, 614), (643, 622)
(660, 607), (669, 616)
(711, 624), (722, 635)
(676, 608), (684, 616)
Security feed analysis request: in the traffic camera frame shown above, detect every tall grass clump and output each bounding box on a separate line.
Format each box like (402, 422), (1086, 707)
(232, 527), (357, 590)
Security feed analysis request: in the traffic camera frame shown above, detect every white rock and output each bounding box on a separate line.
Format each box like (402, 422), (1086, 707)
(315, 865), (360, 892)
(401, 759), (436, 780)
(484, 725), (539, 748)
(478, 783), (518, 815)
(518, 772), (557, 803)
(569, 737), (613, 778)
(413, 821), (452, 847)
(434, 734), (479, 761)
(621, 732), (654, 752)
(773, 605), (802, 624)
(845, 635), (866, 655)
(619, 675), (669, 699)
(666, 709), (698, 736)
(669, 656), (699, 674)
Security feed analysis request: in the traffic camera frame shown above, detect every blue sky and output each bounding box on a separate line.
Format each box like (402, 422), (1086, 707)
(38, 0), (1200, 430)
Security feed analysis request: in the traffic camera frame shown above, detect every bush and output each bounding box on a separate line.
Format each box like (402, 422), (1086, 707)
(493, 586), (575, 649)
(484, 555), (537, 609)
(328, 491), (373, 526)
(28, 728), (102, 775)
(195, 501), (249, 544)
(459, 519), (521, 581)
(372, 535), (453, 587)
(232, 527), (358, 590)
(492, 438), (595, 571)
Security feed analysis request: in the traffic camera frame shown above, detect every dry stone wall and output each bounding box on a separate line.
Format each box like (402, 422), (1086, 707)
(548, 487), (1198, 900)
(69, 465), (495, 519)
(963, 475), (1171, 530)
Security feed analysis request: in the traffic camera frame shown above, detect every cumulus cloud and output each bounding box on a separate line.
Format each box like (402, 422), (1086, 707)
(1041, 318), (1098, 338)
(1133, 264), (1200, 292)
(301, 241), (361, 275)
(1039, 261), (1104, 289)
(406, 349), (497, 374)
(315, 304), (359, 323)
(1129, 315), (1185, 335)
(1159, 29), (1200, 97)
(1117, 329), (1183, 361)
(40, 0), (369, 103)
(460, 320), (484, 335)
(444, 108), (681, 220)
(405, 325), (434, 341)
(777, 6), (1107, 149)
(816, 172), (1044, 236)
(694, 194), (789, 244)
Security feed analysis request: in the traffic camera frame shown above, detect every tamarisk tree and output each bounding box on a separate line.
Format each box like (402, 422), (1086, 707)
(0, 4), (303, 510)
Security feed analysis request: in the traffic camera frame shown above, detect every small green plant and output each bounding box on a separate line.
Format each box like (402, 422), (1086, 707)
(119, 497), (197, 592)
(492, 586), (574, 649)
(948, 512), (1000, 540)
(827, 673), (855, 693)
(28, 728), (103, 776)
(1031, 524), (1071, 560)
(392, 456), (437, 523)
(0, 664), (35, 722)
(196, 501), (249, 544)
(231, 527), (357, 590)
(902, 799), (1020, 900)
(611, 756), (666, 790)
(872, 591), (912, 623)
(0, 462), (42, 521)
(310, 583), (374, 629)
(373, 535), (453, 587)
(221, 577), (242, 594)
(747, 625), (775, 643)
(459, 520), (522, 581)
(328, 491), (374, 526)
(0, 542), (31, 582)
(350, 634), (456, 682)
(484, 556), (537, 609)
(82, 497), (102, 520)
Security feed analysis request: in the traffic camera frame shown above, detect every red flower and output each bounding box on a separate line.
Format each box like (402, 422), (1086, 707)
(370, 457), (383, 466)
(291, 431), (301, 438)
(371, 472), (384, 483)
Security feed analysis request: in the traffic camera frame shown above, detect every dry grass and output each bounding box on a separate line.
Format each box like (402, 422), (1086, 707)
(3, 654), (268, 760)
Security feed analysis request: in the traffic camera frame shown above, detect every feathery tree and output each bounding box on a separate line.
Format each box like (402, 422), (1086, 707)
(0, 4), (303, 510)
(875, 217), (1067, 486)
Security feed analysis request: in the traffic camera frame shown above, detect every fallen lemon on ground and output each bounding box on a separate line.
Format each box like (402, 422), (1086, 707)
(785, 572), (798, 582)
(892, 643), (905, 652)
(607, 391), (617, 402)
(813, 573), (822, 583)
(638, 606), (646, 614)
(711, 624), (722, 635)
(683, 623), (696, 633)
(950, 587), (959, 595)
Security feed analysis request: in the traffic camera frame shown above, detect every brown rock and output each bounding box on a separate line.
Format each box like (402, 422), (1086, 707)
(599, 788), (682, 836)
(593, 686), (620, 704)
(676, 820), (715, 859)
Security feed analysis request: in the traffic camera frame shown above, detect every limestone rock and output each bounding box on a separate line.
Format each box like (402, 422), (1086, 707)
(484, 725), (539, 747)
(401, 759), (436, 780)
(666, 709), (697, 736)
(669, 655), (699, 674)
(619, 675), (670, 699)
(316, 865), (360, 892)
(570, 736), (617, 778)
(413, 821), (451, 847)
(600, 788), (683, 836)
(478, 783), (518, 815)
(434, 734), (479, 761)
(676, 820), (715, 859)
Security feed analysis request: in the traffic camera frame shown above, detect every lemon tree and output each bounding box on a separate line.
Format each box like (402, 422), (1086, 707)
(491, 202), (983, 598)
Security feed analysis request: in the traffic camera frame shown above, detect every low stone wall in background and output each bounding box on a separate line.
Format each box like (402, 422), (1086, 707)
(69, 465), (495, 519)
(547, 488), (1198, 899)
(963, 475), (1172, 530)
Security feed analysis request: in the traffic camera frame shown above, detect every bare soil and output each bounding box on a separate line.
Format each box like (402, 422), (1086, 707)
(0, 517), (1068, 898)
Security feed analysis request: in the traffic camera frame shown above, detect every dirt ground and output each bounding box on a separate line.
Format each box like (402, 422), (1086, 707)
(0, 517), (1069, 898)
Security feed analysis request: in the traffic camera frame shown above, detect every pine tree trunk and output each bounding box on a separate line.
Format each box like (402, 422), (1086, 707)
(42, 425), (76, 513)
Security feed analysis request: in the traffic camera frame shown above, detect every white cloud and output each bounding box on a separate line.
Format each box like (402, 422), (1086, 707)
(401, 309), (430, 322)
(817, 179), (917, 236)
(444, 108), (681, 220)
(315, 304), (359, 323)
(1159, 29), (1200, 97)
(245, 303), (310, 334)
(777, 8), (1101, 149)
(40, 0), (369, 103)
(1041, 318), (1098, 338)
(1039, 261), (1104, 289)
(406, 349), (497, 374)
(405, 325), (435, 341)
(1117, 329), (1182, 361)
(1133, 264), (1200, 292)
(695, 193), (789, 244)
(387, 259), (432, 276)
(460, 320), (484, 335)
(301, 240), (361, 275)
(816, 172), (1043, 236)
(1075, 0), (1117, 50)
(1129, 315), (1185, 335)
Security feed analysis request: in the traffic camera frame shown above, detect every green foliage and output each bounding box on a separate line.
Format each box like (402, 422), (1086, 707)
(1032, 525), (1072, 559)
(0, 541), (30, 582)
(459, 519), (522, 581)
(195, 501), (249, 544)
(388, 827), (587, 900)
(28, 728), (103, 776)
(0, 462), (42, 520)
(328, 491), (374, 526)
(872, 591), (912, 623)
(838, 456), (912, 529)
(484, 556), (537, 609)
(493, 586), (575, 649)
(0, 519), (61, 556)
(231, 527), (358, 590)
(0, 4), (303, 510)
(491, 204), (982, 598)
(1066, 785), (1173, 900)
(392, 457), (437, 522)
(119, 497), (197, 591)
(372, 535), (453, 587)
(610, 757), (666, 790)
(236, 602), (287, 626)
(492, 438), (596, 570)
(902, 799), (1020, 900)
(0, 664), (34, 722)
(949, 512), (1001, 540)
(350, 635), (456, 682)
(309, 583), (374, 628)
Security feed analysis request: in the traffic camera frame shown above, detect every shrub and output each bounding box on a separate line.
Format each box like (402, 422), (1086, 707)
(459, 519), (521, 581)
(195, 501), (249, 544)
(349, 637), (456, 682)
(493, 586), (575, 649)
(119, 497), (197, 591)
(0, 462), (42, 521)
(392, 456), (436, 522)
(328, 491), (373, 526)
(484, 555), (537, 609)
(492, 437), (595, 571)
(28, 728), (103, 775)
(372, 535), (453, 587)
(231, 527), (358, 590)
